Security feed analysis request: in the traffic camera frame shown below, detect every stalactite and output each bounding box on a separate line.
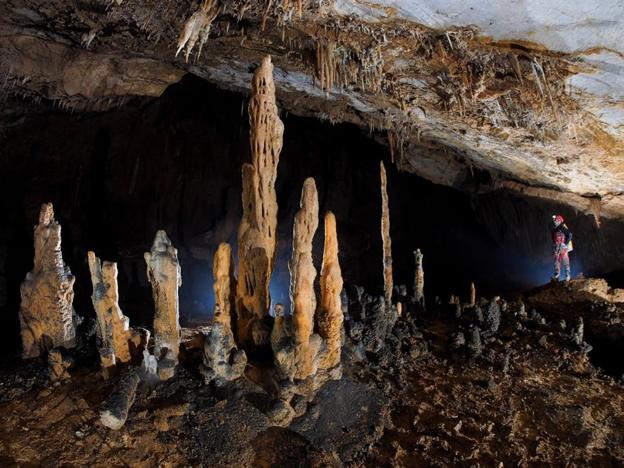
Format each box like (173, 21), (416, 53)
(144, 230), (182, 380)
(413, 248), (425, 309)
(175, 0), (221, 62)
(380, 161), (393, 307)
(289, 177), (321, 380)
(317, 211), (344, 371)
(589, 197), (601, 228)
(19, 203), (77, 359)
(236, 55), (284, 346)
(316, 40), (336, 94)
(88, 251), (133, 373)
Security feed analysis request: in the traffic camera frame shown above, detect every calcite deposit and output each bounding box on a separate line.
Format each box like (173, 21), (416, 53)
(19, 203), (77, 359)
(380, 161), (393, 307)
(144, 230), (182, 380)
(201, 243), (247, 384)
(99, 371), (141, 430)
(413, 249), (425, 309)
(87, 251), (134, 372)
(317, 211), (344, 371)
(236, 55), (284, 346)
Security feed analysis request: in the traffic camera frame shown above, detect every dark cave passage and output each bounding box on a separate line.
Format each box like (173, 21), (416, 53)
(1, 74), (623, 355)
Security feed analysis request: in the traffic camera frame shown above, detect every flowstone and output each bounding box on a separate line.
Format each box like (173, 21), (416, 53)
(88, 251), (136, 373)
(236, 55), (284, 346)
(19, 203), (78, 359)
(144, 230), (182, 380)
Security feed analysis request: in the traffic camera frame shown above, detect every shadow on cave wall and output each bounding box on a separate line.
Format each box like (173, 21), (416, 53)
(1, 74), (623, 356)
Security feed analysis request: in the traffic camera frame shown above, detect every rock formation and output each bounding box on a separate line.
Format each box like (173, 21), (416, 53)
(201, 245), (247, 384)
(87, 251), (133, 373)
(144, 230), (182, 380)
(212, 242), (235, 328)
(470, 282), (476, 307)
(48, 348), (73, 383)
(19, 203), (77, 359)
(413, 249), (425, 309)
(288, 178), (322, 380)
(271, 179), (324, 382)
(380, 161), (393, 307)
(100, 371), (141, 430)
(236, 55), (284, 346)
(317, 211), (344, 371)
(482, 300), (501, 337)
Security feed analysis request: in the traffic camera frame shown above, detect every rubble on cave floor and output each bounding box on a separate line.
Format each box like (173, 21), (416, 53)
(0, 279), (623, 466)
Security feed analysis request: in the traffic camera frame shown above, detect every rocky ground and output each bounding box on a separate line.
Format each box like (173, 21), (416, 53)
(0, 278), (623, 466)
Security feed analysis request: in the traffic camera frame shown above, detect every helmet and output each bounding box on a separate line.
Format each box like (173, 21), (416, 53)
(553, 214), (564, 225)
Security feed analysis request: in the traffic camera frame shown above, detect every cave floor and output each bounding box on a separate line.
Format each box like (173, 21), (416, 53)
(1, 281), (623, 466)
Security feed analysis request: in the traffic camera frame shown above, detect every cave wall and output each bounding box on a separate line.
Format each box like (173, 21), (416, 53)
(1, 75), (623, 355)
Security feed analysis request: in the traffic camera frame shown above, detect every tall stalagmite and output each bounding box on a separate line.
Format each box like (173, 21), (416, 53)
(212, 242), (235, 328)
(201, 241), (247, 384)
(144, 230), (182, 379)
(19, 203), (77, 359)
(470, 282), (476, 307)
(236, 55), (284, 346)
(88, 251), (133, 371)
(413, 249), (425, 308)
(380, 161), (393, 306)
(289, 178), (321, 380)
(318, 211), (344, 370)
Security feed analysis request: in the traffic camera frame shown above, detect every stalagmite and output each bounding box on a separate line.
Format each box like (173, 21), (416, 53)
(236, 55), (284, 346)
(144, 230), (182, 380)
(88, 251), (133, 372)
(100, 371), (141, 430)
(413, 249), (425, 309)
(19, 203), (77, 359)
(212, 242), (235, 328)
(318, 211), (344, 371)
(469, 282), (476, 307)
(380, 161), (393, 307)
(289, 178), (321, 380)
(201, 244), (247, 383)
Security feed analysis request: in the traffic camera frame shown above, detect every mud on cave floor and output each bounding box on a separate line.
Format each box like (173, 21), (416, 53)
(0, 280), (624, 466)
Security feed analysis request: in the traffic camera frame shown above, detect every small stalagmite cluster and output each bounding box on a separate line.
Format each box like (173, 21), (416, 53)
(87, 251), (137, 374)
(144, 230), (182, 380)
(19, 203), (77, 359)
(236, 55), (284, 347)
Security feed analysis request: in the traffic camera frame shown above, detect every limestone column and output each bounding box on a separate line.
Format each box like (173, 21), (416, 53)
(144, 230), (182, 379)
(19, 203), (77, 359)
(380, 161), (393, 306)
(318, 211), (344, 370)
(88, 251), (133, 371)
(236, 55), (284, 345)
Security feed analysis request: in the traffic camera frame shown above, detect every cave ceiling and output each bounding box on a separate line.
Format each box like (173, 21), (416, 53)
(1, 0), (623, 221)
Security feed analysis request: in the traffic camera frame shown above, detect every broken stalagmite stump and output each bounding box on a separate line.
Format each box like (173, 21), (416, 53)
(201, 244), (247, 384)
(413, 249), (424, 309)
(318, 211), (344, 371)
(88, 251), (134, 372)
(19, 203), (77, 359)
(100, 371), (141, 430)
(380, 161), (393, 307)
(144, 230), (182, 380)
(236, 55), (284, 346)
(289, 178), (322, 380)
